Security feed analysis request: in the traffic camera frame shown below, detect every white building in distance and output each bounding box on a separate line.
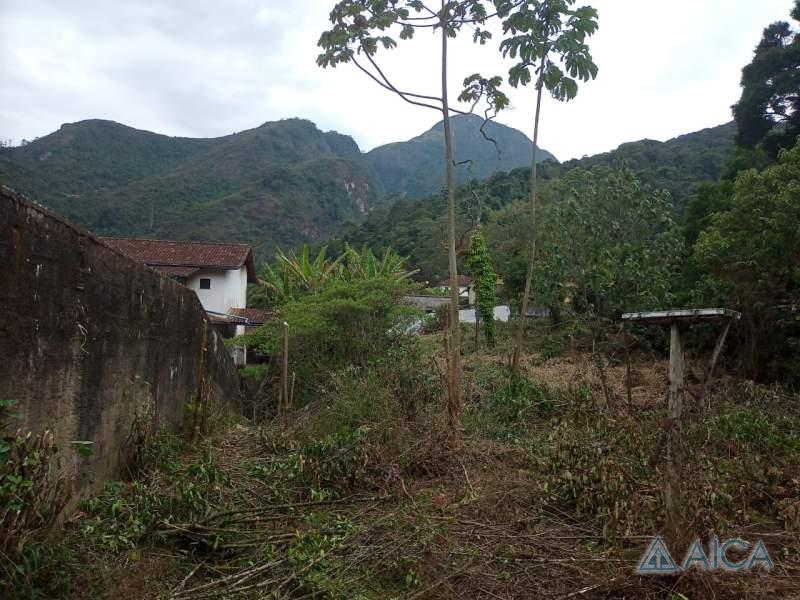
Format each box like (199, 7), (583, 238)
(101, 237), (270, 365)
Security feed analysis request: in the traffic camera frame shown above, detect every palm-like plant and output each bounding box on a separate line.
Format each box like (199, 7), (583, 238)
(342, 244), (419, 282)
(256, 244), (416, 306)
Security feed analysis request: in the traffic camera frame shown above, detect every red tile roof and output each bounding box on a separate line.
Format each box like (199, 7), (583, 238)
(101, 237), (256, 281)
(152, 265), (200, 278)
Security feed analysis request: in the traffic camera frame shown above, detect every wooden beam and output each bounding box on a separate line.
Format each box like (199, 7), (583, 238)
(696, 320), (732, 416)
(665, 322), (684, 548)
(624, 325), (633, 410)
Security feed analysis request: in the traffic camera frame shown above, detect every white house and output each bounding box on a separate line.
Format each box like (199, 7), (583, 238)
(101, 237), (264, 365)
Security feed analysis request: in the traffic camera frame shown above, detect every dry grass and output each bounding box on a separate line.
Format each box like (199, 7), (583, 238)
(28, 341), (800, 600)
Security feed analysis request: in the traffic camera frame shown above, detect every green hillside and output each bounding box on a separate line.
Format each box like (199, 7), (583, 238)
(0, 117), (733, 263)
(366, 113), (556, 198)
(0, 119), (380, 257)
(0, 115), (556, 256)
(546, 122), (736, 209)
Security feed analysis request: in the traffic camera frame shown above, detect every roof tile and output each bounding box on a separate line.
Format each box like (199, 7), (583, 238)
(100, 237), (256, 281)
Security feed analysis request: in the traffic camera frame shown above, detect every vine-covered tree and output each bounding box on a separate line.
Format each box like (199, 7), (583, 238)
(466, 226), (497, 347)
(733, 0), (800, 156)
(490, 0), (600, 373)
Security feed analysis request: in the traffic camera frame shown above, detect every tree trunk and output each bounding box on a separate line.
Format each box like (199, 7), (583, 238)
(441, 6), (462, 446)
(511, 54), (547, 375)
(475, 309), (480, 351)
(281, 321), (290, 412)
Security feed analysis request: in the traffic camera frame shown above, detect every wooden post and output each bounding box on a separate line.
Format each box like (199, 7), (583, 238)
(697, 320), (732, 416)
(665, 322), (684, 547)
(624, 326), (633, 410)
(282, 321), (289, 412)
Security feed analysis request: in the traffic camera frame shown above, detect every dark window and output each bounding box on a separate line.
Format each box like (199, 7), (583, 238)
(199, 278), (211, 290)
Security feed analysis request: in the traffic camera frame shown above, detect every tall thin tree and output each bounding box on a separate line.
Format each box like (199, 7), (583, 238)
(495, 0), (599, 374)
(317, 0), (507, 443)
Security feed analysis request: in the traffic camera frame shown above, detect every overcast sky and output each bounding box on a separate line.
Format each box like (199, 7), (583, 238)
(0, 1), (796, 160)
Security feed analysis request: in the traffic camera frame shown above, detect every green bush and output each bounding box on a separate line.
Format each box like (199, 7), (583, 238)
(1, 400), (72, 599)
(242, 277), (415, 404)
(536, 334), (564, 362)
(707, 409), (800, 454)
(489, 376), (556, 425)
(467, 374), (557, 441)
(537, 419), (657, 539)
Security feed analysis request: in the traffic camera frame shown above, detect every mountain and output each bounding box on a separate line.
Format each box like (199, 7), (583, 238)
(365, 113), (555, 199)
(0, 118), (380, 257)
(0, 117), (733, 264)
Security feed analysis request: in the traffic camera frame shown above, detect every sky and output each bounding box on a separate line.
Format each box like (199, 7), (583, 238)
(0, 0), (796, 160)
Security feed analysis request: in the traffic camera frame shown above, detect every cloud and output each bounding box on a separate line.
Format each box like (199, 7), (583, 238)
(1, 0), (796, 158)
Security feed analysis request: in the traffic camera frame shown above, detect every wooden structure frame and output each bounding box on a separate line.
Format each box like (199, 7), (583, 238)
(621, 308), (741, 546)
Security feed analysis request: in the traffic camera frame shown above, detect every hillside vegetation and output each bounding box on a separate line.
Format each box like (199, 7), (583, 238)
(0, 115), (732, 263)
(549, 121), (736, 210)
(0, 115), (557, 256)
(0, 119), (379, 256)
(334, 121), (736, 284)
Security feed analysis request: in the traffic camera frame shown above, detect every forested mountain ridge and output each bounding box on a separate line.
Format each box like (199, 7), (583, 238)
(545, 121), (736, 209)
(0, 117), (733, 260)
(335, 121), (738, 283)
(0, 118), (381, 256)
(366, 113), (556, 198)
(0, 115), (556, 255)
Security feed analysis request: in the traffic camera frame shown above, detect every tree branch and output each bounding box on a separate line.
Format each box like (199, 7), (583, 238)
(353, 51), (471, 116)
(351, 57), (445, 111)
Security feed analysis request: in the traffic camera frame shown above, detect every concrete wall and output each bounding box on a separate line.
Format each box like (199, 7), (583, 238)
(0, 187), (240, 498)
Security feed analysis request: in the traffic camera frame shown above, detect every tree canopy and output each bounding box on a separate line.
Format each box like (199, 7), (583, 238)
(733, 0), (800, 156)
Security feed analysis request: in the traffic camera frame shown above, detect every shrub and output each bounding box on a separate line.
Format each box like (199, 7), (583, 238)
(467, 374), (557, 441)
(242, 278), (415, 404)
(537, 419), (657, 539)
(707, 409), (800, 454)
(489, 376), (556, 425)
(0, 400), (71, 598)
(536, 334), (565, 362)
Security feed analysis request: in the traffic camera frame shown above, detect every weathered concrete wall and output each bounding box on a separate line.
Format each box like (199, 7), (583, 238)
(0, 187), (240, 497)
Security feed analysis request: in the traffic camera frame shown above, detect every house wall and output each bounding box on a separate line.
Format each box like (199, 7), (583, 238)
(402, 294), (451, 313)
(187, 268), (249, 366)
(186, 267), (247, 315)
(0, 187), (241, 500)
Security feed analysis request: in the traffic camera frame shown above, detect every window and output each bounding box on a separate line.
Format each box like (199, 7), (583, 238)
(199, 278), (211, 290)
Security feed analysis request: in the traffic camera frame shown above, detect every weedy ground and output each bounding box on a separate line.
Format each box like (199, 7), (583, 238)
(5, 333), (800, 599)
